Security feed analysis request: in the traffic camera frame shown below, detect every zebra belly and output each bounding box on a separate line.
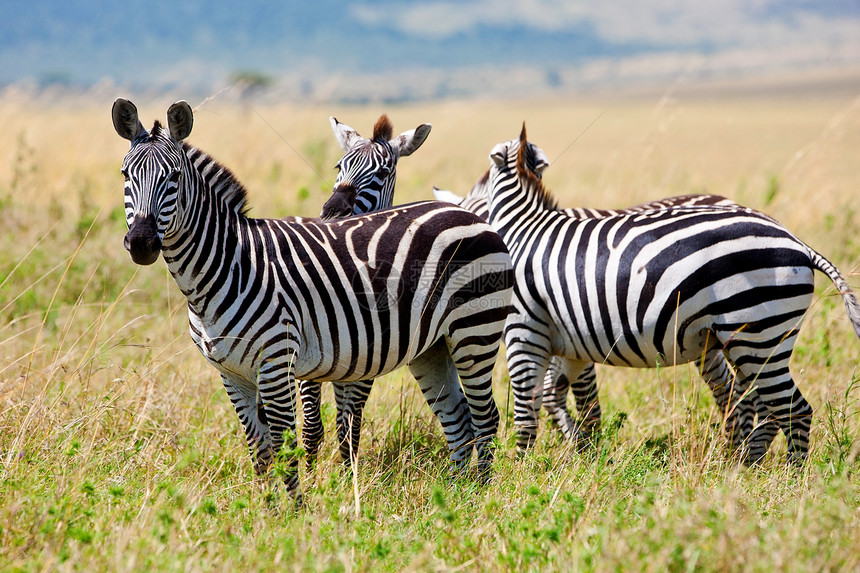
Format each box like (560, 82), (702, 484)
(187, 307), (300, 384)
(188, 316), (414, 384)
(294, 358), (411, 383)
(293, 323), (440, 382)
(189, 322), (260, 382)
(547, 320), (707, 369)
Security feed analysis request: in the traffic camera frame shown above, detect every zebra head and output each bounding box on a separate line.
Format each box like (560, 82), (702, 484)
(323, 115), (431, 217)
(432, 136), (550, 211)
(489, 123), (550, 180)
(487, 124), (557, 224)
(112, 98), (193, 265)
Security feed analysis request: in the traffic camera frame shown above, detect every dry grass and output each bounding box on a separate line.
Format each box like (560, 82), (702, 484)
(1, 87), (859, 571)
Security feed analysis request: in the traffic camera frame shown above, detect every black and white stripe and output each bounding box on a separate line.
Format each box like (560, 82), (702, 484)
(433, 152), (747, 449)
(485, 125), (860, 464)
(301, 115), (433, 465)
(113, 99), (512, 501)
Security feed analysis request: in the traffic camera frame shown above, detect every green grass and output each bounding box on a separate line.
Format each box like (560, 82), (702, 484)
(2, 94), (860, 571)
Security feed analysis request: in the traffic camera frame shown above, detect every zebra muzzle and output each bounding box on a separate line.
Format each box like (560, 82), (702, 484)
(124, 214), (162, 265)
(320, 183), (357, 221)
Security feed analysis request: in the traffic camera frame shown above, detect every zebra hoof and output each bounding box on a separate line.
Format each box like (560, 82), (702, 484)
(256, 475), (304, 512)
(732, 436), (774, 467)
(446, 453), (478, 482)
(742, 443), (770, 466)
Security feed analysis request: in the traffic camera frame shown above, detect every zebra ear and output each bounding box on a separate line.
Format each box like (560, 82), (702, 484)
(391, 124), (431, 157)
(330, 117), (363, 152)
(167, 101), (194, 141)
(112, 98), (145, 142)
(530, 143), (550, 175)
(432, 186), (464, 205)
(490, 143), (507, 167)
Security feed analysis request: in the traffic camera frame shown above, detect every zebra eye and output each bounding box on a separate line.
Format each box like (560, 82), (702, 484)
(168, 170), (181, 183)
(121, 169), (129, 181)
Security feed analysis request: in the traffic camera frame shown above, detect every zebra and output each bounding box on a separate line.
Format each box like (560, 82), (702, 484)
(432, 152), (745, 449)
(486, 124), (860, 464)
(324, 114), (431, 215)
(301, 114), (432, 466)
(112, 98), (513, 502)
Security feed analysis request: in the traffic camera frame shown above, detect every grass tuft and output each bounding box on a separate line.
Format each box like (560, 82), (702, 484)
(1, 95), (859, 570)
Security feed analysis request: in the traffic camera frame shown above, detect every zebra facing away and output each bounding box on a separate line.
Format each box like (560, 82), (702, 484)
(486, 125), (860, 464)
(112, 98), (513, 502)
(432, 154), (747, 449)
(302, 115), (432, 466)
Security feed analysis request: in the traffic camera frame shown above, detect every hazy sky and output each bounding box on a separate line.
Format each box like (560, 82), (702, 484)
(1, 0), (858, 98)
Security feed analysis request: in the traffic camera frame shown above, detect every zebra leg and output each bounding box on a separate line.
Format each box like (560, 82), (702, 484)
(541, 357), (570, 432)
(256, 356), (303, 503)
(332, 380), (374, 467)
(696, 344), (756, 459)
(700, 341), (781, 463)
(448, 334), (502, 477)
(743, 387), (781, 464)
(408, 339), (474, 474)
(723, 333), (812, 465)
(505, 321), (552, 451)
(299, 380), (324, 468)
(542, 358), (600, 447)
(568, 364), (601, 441)
(221, 374), (274, 475)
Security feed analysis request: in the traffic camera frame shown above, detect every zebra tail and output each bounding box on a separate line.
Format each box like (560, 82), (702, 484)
(809, 248), (860, 340)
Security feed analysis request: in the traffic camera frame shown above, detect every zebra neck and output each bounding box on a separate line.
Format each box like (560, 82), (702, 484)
(487, 167), (551, 243)
(355, 178), (396, 214)
(379, 179), (395, 209)
(162, 148), (248, 316)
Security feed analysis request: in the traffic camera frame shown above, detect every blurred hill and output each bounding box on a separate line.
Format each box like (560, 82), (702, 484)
(1, 1), (859, 103)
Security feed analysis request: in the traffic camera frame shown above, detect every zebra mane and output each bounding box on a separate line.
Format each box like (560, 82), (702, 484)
(516, 125), (558, 211)
(372, 114), (393, 142)
(140, 120), (165, 143)
(182, 142), (250, 217)
(138, 121), (250, 215)
(150, 121), (163, 138)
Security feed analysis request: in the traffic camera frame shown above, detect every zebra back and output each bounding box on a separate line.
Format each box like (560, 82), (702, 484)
(433, 148), (736, 221)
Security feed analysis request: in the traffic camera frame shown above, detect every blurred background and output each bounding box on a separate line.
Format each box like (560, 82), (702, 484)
(2, 0), (859, 103)
(2, 5), (860, 569)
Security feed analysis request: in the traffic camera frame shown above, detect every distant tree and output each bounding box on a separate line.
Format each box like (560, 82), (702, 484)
(229, 70), (274, 101)
(544, 68), (562, 89)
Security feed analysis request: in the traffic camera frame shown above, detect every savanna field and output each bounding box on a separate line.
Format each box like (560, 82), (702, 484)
(1, 83), (860, 571)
